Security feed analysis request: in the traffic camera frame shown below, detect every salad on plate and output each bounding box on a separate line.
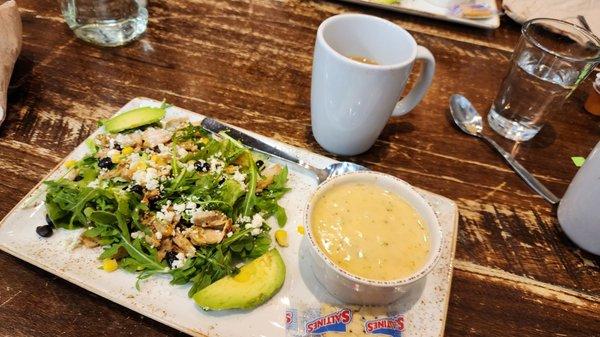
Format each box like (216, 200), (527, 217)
(40, 104), (290, 310)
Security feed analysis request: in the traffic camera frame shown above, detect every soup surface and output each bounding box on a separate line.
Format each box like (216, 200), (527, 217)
(347, 55), (379, 65)
(311, 182), (430, 281)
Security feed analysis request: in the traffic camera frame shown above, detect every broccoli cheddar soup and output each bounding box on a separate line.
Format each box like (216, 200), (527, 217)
(311, 182), (430, 281)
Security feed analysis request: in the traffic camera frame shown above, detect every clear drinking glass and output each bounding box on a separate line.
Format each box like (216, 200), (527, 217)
(60, 0), (148, 47)
(488, 18), (600, 141)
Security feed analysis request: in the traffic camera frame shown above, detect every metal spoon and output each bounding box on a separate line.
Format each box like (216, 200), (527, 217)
(449, 94), (560, 205)
(201, 118), (368, 183)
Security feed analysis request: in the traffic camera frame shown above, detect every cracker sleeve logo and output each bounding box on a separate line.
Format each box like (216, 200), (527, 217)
(285, 309), (297, 330)
(364, 314), (405, 337)
(305, 308), (353, 334)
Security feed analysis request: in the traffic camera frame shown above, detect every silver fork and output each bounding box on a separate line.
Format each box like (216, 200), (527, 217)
(201, 118), (368, 183)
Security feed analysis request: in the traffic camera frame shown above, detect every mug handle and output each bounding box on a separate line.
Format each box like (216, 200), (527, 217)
(392, 46), (435, 117)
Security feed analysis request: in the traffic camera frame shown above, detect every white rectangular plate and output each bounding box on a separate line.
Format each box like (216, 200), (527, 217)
(0, 98), (458, 337)
(338, 0), (500, 29)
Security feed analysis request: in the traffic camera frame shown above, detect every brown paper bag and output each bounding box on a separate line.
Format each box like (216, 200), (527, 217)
(0, 0), (22, 125)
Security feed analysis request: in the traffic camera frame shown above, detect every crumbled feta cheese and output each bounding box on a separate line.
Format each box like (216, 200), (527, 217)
(155, 210), (174, 223)
(132, 167), (160, 191)
(176, 146), (188, 157)
(155, 231), (163, 240)
(226, 231), (233, 238)
(185, 201), (197, 210)
(106, 149), (120, 158)
(231, 168), (247, 189)
(87, 179), (100, 188)
(132, 170), (145, 184)
(186, 162), (195, 172)
(145, 179), (159, 191)
(236, 216), (251, 224)
(249, 213), (264, 229)
(157, 144), (169, 154)
(172, 203), (186, 214)
(128, 153), (141, 167)
(208, 156), (224, 173)
(250, 228), (262, 236)
(170, 252), (187, 269)
(146, 167), (158, 181)
(131, 231), (145, 239)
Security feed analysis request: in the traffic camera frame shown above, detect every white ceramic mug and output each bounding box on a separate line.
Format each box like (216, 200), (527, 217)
(311, 13), (435, 156)
(558, 140), (600, 255)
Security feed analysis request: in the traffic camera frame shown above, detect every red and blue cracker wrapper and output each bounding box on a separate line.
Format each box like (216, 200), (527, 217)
(286, 303), (405, 337)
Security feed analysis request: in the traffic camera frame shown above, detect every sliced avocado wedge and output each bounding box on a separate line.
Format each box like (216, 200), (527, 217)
(103, 107), (166, 133)
(193, 249), (286, 310)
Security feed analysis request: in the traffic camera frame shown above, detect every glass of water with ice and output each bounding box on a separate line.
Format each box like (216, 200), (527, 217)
(488, 18), (600, 141)
(60, 0), (148, 47)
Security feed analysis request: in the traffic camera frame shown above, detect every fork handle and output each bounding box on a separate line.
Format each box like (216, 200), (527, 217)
(201, 117), (301, 164)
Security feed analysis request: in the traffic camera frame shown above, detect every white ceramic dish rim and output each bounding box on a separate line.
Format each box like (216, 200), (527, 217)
(337, 0), (501, 30)
(303, 171), (443, 287)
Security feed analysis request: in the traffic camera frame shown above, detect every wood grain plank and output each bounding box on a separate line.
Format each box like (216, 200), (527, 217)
(0, 253), (185, 337)
(446, 267), (600, 336)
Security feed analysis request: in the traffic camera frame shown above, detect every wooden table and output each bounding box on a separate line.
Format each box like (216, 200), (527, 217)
(1, 0), (599, 336)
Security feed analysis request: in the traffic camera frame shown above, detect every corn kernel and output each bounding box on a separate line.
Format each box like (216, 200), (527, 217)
(224, 165), (236, 174)
(200, 137), (209, 144)
(64, 160), (77, 169)
(121, 146), (134, 155)
(151, 154), (166, 165)
(297, 226), (305, 235)
(102, 258), (119, 272)
(275, 229), (289, 247)
(111, 154), (123, 164)
(134, 161), (147, 171)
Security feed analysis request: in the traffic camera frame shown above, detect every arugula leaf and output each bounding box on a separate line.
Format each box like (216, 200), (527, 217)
(89, 211), (117, 226)
(255, 166), (290, 226)
(218, 179), (244, 207)
(118, 235), (164, 271)
(241, 153), (258, 217)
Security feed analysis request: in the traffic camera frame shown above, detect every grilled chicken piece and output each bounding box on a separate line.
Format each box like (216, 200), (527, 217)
(256, 164), (282, 191)
(157, 238), (173, 261)
(188, 227), (227, 246)
(192, 211), (232, 229)
(100, 162), (130, 180)
(142, 190), (160, 204)
(142, 128), (173, 148)
(145, 233), (160, 248)
(163, 117), (188, 131)
(188, 211), (233, 245)
(80, 235), (100, 248)
(173, 234), (196, 257)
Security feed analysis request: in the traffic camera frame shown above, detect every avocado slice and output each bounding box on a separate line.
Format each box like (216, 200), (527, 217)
(193, 249), (286, 310)
(103, 107), (166, 133)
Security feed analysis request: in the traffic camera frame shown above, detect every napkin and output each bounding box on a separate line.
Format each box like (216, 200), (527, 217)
(502, 0), (600, 40)
(0, 0), (22, 126)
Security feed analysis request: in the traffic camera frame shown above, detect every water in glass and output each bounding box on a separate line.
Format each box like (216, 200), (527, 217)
(488, 51), (579, 141)
(488, 18), (600, 141)
(61, 0), (148, 47)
